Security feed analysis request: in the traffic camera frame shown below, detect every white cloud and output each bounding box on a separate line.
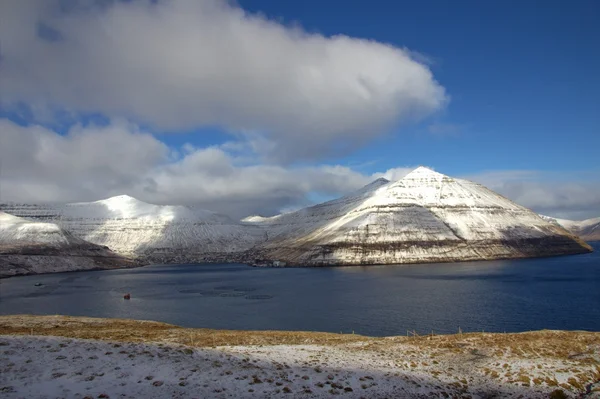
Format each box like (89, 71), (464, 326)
(0, 0), (447, 161)
(466, 170), (600, 220)
(0, 119), (376, 218)
(1, 120), (597, 221)
(0, 119), (169, 202)
(374, 167), (417, 182)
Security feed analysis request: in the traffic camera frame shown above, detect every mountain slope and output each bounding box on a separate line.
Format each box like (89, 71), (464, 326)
(243, 177), (392, 242)
(1, 168), (592, 269)
(248, 167), (592, 265)
(0, 212), (137, 277)
(1, 195), (265, 264)
(540, 215), (600, 241)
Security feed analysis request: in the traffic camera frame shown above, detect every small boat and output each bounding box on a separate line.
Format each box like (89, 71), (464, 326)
(34, 283), (43, 287)
(123, 293), (131, 300)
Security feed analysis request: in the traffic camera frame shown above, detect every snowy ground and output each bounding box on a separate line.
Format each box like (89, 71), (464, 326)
(1, 316), (599, 398)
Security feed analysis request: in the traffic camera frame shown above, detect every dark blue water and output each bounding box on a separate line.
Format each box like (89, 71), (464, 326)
(1, 243), (599, 336)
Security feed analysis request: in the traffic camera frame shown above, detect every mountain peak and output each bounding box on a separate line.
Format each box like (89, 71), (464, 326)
(372, 177), (390, 184)
(65, 195), (153, 218)
(363, 177), (390, 189)
(93, 194), (145, 207)
(402, 166), (446, 180)
(103, 194), (139, 202)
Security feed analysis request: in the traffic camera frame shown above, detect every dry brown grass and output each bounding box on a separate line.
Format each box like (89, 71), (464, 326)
(380, 329), (600, 362)
(2, 315), (599, 399)
(0, 315), (369, 347)
(1, 315), (599, 361)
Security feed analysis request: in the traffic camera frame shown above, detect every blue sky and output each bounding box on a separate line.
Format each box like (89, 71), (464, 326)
(237, 0), (600, 175)
(0, 0), (598, 219)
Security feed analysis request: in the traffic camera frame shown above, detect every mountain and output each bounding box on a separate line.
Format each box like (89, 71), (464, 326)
(1, 195), (265, 264)
(246, 167), (592, 265)
(1, 168), (592, 270)
(0, 212), (137, 277)
(540, 215), (600, 241)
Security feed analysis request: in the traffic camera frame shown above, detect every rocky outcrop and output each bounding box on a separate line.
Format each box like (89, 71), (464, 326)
(246, 167), (592, 265)
(0, 212), (138, 277)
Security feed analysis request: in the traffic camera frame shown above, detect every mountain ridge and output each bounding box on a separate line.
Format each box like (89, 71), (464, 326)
(246, 167), (591, 265)
(0, 198), (266, 265)
(0, 167), (592, 272)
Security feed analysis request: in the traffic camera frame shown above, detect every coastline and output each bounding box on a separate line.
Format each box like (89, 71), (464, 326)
(2, 240), (597, 278)
(1, 315), (599, 398)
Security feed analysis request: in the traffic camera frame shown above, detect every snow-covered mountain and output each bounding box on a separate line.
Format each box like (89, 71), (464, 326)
(1, 167), (592, 270)
(0, 212), (137, 277)
(242, 177), (392, 241)
(540, 215), (600, 242)
(1, 195), (265, 264)
(246, 167), (592, 265)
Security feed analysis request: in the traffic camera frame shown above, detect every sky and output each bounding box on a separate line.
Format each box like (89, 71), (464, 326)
(0, 0), (598, 220)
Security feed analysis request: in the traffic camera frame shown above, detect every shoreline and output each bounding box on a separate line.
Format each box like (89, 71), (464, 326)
(2, 241), (598, 279)
(1, 315), (599, 398)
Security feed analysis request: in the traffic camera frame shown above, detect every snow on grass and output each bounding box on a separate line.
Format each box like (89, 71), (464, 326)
(1, 329), (599, 398)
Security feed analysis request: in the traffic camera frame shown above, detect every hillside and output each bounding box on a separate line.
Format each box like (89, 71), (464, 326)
(0, 315), (598, 398)
(247, 167), (592, 265)
(0, 212), (137, 277)
(1, 195), (266, 264)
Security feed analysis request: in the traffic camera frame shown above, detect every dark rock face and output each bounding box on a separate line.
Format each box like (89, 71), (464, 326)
(0, 249), (139, 278)
(254, 236), (591, 267)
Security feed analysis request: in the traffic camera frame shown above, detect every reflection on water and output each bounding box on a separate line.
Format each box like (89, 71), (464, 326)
(1, 243), (599, 336)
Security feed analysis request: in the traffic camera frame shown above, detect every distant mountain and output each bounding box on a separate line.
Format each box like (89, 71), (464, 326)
(1, 168), (592, 271)
(246, 167), (592, 265)
(0, 212), (137, 277)
(1, 195), (266, 265)
(540, 215), (600, 242)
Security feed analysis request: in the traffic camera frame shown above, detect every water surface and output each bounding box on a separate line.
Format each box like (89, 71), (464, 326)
(1, 243), (599, 336)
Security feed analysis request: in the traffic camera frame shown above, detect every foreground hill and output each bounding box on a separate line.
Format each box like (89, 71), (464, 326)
(0, 315), (598, 398)
(1, 195), (265, 264)
(541, 215), (600, 242)
(0, 212), (137, 277)
(248, 167), (592, 265)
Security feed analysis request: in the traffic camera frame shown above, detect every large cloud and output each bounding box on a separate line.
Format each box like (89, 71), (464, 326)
(0, 0), (447, 161)
(0, 119), (170, 203)
(0, 119), (377, 218)
(1, 120), (597, 220)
